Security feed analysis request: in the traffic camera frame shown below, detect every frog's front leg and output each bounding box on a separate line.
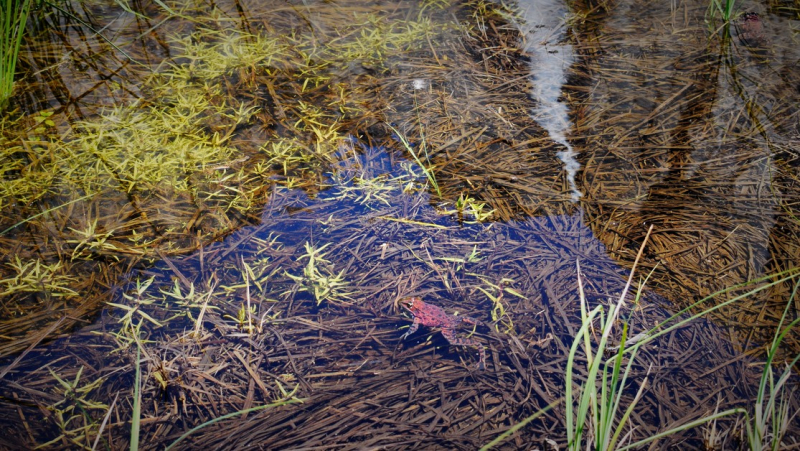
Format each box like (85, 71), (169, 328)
(401, 318), (420, 340)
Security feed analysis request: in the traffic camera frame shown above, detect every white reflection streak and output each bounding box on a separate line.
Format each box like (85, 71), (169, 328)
(515, 0), (581, 201)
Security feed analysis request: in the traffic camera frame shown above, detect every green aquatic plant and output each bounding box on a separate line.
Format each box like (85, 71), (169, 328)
(0, 256), (78, 298)
(11, 11), (450, 233)
(168, 30), (288, 83)
(67, 218), (121, 261)
(341, 174), (398, 206)
(0, 0), (32, 110)
(63, 100), (241, 194)
(450, 193), (495, 223)
(326, 171), (407, 207)
(0, 133), (58, 213)
(286, 242), (353, 305)
(475, 278), (521, 334)
(335, 14), (437, 66)
(107, 276), (164, 342)
(224, 302), (258, 333)
(40, 366), (108, 449)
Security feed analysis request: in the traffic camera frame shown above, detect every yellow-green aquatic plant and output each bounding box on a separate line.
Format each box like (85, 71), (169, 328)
(451, 193), (495, 223)
(167, 30), (288, 83)
(286, 242), (352, 305)
(0, 256), (78, 298)
(107, 276), (164, 343)
(475, 278), (521, 334)
(0, 134), (57, 212)
(40, 366), (108, 449)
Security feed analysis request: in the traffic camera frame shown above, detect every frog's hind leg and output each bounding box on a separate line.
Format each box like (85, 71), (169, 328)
(441, 328), (486, 370)
(459, 315), (484, 327)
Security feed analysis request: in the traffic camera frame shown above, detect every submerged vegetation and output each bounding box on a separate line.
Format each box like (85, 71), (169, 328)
(0, 0), (799, 448)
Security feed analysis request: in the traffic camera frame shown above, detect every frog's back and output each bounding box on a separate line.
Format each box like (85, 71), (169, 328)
(414, 303), (452, 327)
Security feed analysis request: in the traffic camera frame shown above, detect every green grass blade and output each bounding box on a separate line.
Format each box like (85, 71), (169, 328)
(618, 408), (746, 451)
(386, 123), (440, 197)
(601, 323), (629, 449)
(608, 354), (645, 450)
(130, 344), (140, 451)
(1, 192), (96, 236)
(165, 392), (303, 451)
(623, 269), (800, 357)
(479, 399), (559, 450)
(565, 304), (602, 447)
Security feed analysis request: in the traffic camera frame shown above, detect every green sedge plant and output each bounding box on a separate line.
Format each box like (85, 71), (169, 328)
(565, 225), (800, 450)
(0, 0), (32, 110)
(482, 224), (800, 449)
(708, 0), (736, 23)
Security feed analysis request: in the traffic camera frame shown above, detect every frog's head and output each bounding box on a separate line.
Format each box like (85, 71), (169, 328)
(397, 297), (422, 312)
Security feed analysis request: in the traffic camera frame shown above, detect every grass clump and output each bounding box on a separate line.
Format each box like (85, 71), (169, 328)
(745, 278), (800, 450)
(565, 228), (800, 449)
(0, 0), (32, 110)
(707, 0), (737, 23)
(484, 225), (800, 449)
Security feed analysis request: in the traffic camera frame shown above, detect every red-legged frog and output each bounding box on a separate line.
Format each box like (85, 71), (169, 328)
(399, 297), (486, 370)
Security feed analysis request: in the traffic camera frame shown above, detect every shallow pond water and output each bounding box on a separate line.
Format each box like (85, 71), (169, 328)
(0, 0), (799, 448)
